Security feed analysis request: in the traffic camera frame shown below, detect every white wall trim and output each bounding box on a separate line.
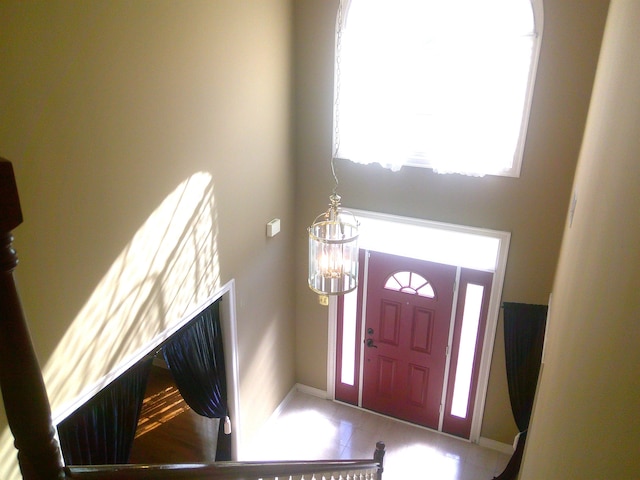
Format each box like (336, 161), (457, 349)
(326, 299), (338, 400)
(256, 383), (329, 438)
(221, 280), (241, 460)
(479, 436), (515, 455)
(267, 386), (299, 423)
(51, 279), (241, 459)
(295, 383), (330, 399)
(470, 232), (510, 442)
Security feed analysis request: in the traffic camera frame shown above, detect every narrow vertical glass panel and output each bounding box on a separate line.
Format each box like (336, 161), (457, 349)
(340, 289), (359, 386)
(451, 284), (484, 418)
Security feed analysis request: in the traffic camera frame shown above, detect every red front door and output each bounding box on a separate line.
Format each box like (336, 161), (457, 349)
(362, 251), (456, 429)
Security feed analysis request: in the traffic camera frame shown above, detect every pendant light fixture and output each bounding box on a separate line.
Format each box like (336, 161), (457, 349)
(308, 0), (359, 303)
(308, 192), (359, 300)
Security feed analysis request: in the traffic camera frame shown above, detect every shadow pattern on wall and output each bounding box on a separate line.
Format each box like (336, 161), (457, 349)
(1, 171), (223, 479)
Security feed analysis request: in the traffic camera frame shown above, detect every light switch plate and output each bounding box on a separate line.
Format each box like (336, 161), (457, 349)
(267, 218), (281, 237)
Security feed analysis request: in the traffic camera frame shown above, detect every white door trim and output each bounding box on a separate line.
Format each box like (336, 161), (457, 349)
(438, 266), (462, 432)
(327, 210), (510, 443)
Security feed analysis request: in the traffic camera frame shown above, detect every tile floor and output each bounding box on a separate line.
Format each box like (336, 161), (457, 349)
(247, 390), (510, 480)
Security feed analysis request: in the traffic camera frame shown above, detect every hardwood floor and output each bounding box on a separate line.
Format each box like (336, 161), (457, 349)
(129, 365), (219, 464)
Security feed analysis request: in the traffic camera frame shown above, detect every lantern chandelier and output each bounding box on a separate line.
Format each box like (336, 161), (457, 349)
(308, 0), (359, 302)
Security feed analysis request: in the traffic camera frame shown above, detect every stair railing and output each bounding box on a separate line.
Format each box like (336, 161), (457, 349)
(0, 158), (385, 480)
(66, 445), (385, 479)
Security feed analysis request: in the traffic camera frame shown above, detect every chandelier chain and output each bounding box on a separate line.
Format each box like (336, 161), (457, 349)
(308, 0), (359, 298)
(331, 0), (344, 197)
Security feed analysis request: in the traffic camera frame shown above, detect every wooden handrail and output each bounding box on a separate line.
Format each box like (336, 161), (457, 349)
(0, 158), (385, 479)
(66, 444), (385, 479)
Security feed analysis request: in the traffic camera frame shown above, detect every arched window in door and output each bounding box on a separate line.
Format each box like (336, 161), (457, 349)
(384, 271), (435, 298)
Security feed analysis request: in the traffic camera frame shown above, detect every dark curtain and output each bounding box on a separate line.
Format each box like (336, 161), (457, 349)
(57, 357), (152, 465)
(494, 302), (547, 480)
(163, 300), (231, 461)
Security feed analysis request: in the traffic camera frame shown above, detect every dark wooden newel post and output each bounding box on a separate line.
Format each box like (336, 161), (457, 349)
(0, 159), (65, 479)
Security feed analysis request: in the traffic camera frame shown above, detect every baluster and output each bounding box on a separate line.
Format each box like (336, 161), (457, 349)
(0, 159), (64, 479)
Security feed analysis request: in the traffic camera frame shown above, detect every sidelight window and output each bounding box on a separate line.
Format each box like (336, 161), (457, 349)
(450, 283), (484, 418)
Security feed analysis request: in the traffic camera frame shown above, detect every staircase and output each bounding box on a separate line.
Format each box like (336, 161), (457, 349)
(0, 157), (385, 480)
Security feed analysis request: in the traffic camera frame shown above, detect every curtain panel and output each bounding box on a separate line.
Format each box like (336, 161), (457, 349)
(163, 300), (231, 461)
(57, 357), (152, 465)
(494, 302), (547, 480)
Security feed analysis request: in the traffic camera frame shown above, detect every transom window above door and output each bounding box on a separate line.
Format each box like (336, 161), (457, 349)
(384, 271), (435, 298)
(336, 0), (542, 177)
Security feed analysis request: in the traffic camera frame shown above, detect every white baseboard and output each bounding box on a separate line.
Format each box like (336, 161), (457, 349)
(269, 388), (296, 420)
(294, 383), (330, 399)
(263, 384), (324, 423)
(478, 436), (514, 455)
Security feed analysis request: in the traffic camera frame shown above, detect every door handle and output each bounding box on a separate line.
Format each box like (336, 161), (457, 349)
(365, 338), (378, 348)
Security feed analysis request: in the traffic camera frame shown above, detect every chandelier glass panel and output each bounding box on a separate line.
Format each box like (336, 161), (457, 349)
(308, 194), (359, 296)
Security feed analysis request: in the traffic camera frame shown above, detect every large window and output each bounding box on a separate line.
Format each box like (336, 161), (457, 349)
(336, 0), (542, 177)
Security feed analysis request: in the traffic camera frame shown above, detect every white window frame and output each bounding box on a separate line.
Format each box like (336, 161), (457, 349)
(327, 210), (511, 444)
(335, 0), (544, 178)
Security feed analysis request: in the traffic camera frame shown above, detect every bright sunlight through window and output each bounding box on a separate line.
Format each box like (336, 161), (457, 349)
(337, 0), (541, 177)
(451, 284), (484, 418)
(384, 271), (435, 298)
(340, 289), (358, 386)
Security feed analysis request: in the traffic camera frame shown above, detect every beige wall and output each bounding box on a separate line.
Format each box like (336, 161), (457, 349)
(520, 0), (640, 476)
(293, 0), (609, 444)
(0, 1), (294, 477)
(0, 0), (630, 476)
